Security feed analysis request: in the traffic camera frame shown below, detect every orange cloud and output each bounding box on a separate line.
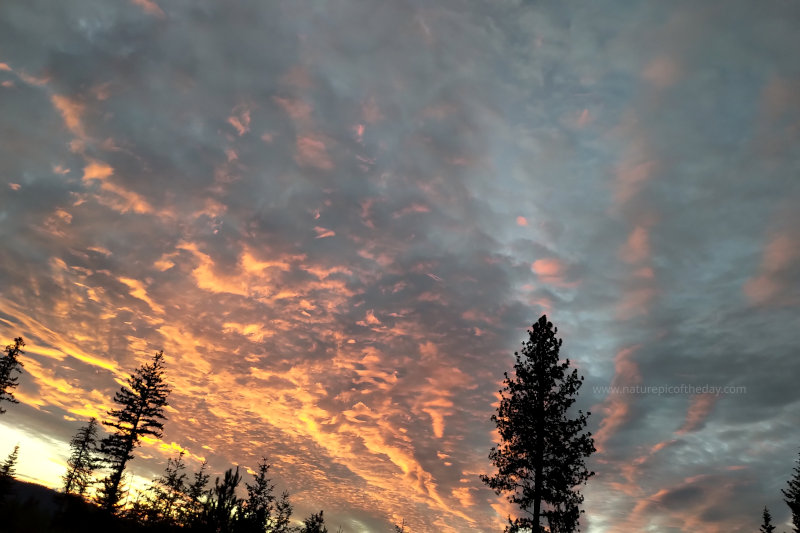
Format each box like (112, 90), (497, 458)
(274, 96), (312, 122)
(594, 345), (641, 453)
(642, 55), (682, 89)
(676, 393), (717, 434)
(227, 105), (251, 136)
(744, 230), (799, 306)
(620, 225), (651, 265)
(51, 94), (86, 138)
(82, 160), (114, 181)
(296, 136), (334, 170)
(131, 0), (165, 17)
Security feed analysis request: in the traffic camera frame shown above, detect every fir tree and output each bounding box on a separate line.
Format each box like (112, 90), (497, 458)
(0, 444), (20, 500)
(181, 460), (211, 528)
(241, 457), (276, 533)
(481, 316), (595, 533)
(63, 418), (99, 497)
(784, 450), (800, 533)
(0, 337), (25, 414)
(760, 505), (776, 533)
(203, 466), (244, 532)
(144, 451), (189, 524)
(301, 510), (328, 533)
(96, 350), (171, 512)
(272, 490), (293, 533)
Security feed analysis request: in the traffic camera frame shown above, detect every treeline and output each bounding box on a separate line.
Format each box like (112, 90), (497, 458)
(0, 338), (408, 533)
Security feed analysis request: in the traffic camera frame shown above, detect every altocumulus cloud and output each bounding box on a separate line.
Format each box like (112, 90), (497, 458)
(0, 0), (799, 531)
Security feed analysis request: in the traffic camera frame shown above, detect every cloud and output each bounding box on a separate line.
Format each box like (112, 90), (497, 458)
(1, 1), (799, 531)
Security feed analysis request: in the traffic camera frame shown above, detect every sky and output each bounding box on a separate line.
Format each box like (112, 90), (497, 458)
(0, 0), (799, 531)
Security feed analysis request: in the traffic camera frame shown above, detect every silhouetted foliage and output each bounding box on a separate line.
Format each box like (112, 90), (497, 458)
(63, 418), (99, 497)
(203, 466), (244, 532)
(481, 316), (595, 533)
(0, 337), (25, 414)
(301, 510), (328, 533)
(0, 444), (20, 500)
(97, 350), (171, 512)
(181, 460), (211, 528)
(238, 457), (293, 533)
(784, 450), (800, 533)
(393, 519), (407, 532)
(141, 451), (189, 525)
(271, 490), (293, 533)
(760, 505), (776, 533)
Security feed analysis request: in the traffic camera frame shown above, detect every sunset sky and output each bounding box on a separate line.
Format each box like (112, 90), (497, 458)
(1, 1), (800, 531)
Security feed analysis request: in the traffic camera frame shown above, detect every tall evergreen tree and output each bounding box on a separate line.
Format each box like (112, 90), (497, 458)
(271, 490), (293, 533)
(481, 316), (595, 533)
(203, 466), (244, 532)
(760, 505), (776, 533)
(0, 337), (25, 414)
(96, 350), (171, 512)
(784, 450), (800, 533)
(181, 460), (211, 528)
(63, 418), (99, 497)
(0, 444), (20, 500)
(143, 451), (189, 524)
(301, 510), (328, 533)
(241, 457), (276, 533)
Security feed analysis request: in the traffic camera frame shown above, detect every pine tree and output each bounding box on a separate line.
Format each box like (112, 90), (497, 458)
(760, 505), (776, 533)
(301, 510), (328, 533)
(0, 444), (20, 499)
(784, 450), (800, 533)
(481, 316), (595, 533)
(241, 457), (276, 533)
(63, 418), (99, 497)
(0, 337), (25, 414)
(203, 466), (244, 532)
(272, 490), (293, 533)
(96, 350), (171, 512)
(181, 460), (211, 528)
(143, 451), (189, 524)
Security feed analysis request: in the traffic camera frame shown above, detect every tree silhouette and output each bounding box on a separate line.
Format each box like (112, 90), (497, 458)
(181, 460), (211, 528)
(0, 337), (25, 414)
(240, 457), (278, 533)
(96, 350), (171, 512)
(142, 451), (189, 524)
(203, 466), (244, 532)
(481, 316), (595, 533)
(63, 418), (99, 497)
(301, 510), (328, 533)
(271, 490), (293, 533)
(784, 450), (800, 533)
(760, 505), (776, 533)
(394, 519), (407, 532)
(0, 444), (20, 500)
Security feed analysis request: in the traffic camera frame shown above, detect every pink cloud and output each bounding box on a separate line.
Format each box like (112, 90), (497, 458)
(577, 108), (592, 127)
(227, 107), (251, 136)
(51, 94), (86, 138)
(131, 0), (165, 17)
(744, 230), (799, 306)
(593, 345), (642, 453)
(676, 394), (717, 434)
(314, 226), (335, 239)
(295, 136), (333, 170)
(642, 55), (682, 89)
(515, 216), (528, 226)
(274, 96), (312, 122)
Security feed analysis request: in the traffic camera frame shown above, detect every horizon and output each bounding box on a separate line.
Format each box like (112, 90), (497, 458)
(2, 0), (800, 531)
